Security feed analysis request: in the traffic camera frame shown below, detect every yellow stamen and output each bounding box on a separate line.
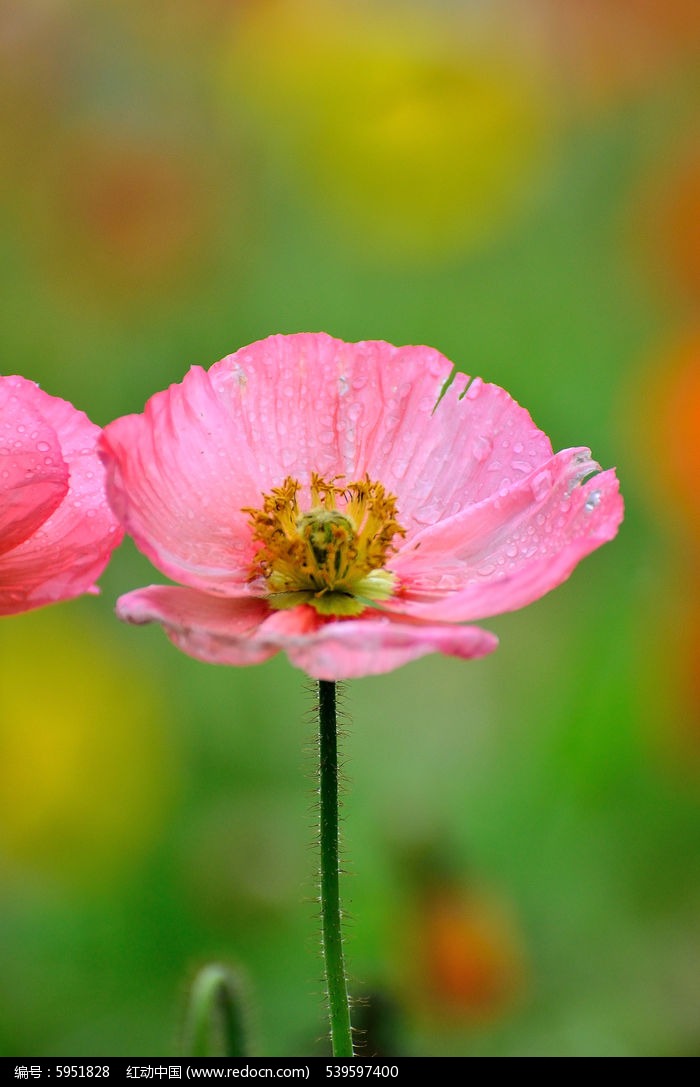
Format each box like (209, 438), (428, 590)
(245, 473), (405, 616)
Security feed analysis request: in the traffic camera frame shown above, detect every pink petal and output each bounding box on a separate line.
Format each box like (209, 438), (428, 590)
(116, 585), (287, 666)
(390, 450), (623, 622)
(0, 377), (68, 555)
(274, 614), (499, 680)
(100, 365), (264, 595)
(116, 583), (498, 679)
(209, 335), (553, 536)
(208, 334), (456, 504)
(360, 372), (554, 538)
(0, 387), (122, 615)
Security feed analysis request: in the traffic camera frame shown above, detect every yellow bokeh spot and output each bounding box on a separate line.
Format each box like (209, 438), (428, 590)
(223, 0), (555, 260)
(0, 607), (175, 885)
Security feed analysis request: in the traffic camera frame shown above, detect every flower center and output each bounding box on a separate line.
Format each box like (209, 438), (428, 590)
(246, 473), (406, 616)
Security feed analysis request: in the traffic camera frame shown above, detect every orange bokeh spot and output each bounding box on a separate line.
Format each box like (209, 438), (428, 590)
(535, 0), (700, 110)
(635, 335), (700, 541)
(403, 880), (525, 1026)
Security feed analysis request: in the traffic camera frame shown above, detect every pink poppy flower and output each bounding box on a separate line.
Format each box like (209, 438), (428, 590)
(100, 333), (623, 679)
(0, 376), (123, 615)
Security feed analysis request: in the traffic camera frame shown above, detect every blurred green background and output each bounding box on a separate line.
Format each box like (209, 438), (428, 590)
(1, 0), (699, 1058)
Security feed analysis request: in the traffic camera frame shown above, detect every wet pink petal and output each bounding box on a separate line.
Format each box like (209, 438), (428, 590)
(117, 585), (277, 665)
(0, 378), (123, 616)
(391, 452), (623, 621)
(116, 585), (498, 679)
(208, 336), (554, 535)
(0, 377), (68, 554)
(101, 366), (263, 595)
(274, 613), (499, 680)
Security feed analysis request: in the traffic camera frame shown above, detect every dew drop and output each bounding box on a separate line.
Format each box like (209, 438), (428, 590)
(413, 504), (442, 525)
(478, 563), (496, 576)
(280, 449), (296, 468)
(506, 544), (518, 559)
(513, 441), (524, 454)
(531, 470), (551, 502)
(585, 490), (601, 512)
(512, 459), (532, 474)
(472, 435), (492, 463)
(36, 441), (51, 452)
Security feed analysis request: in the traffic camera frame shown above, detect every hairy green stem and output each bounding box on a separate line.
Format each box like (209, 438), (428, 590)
(318, 679), (353, 1057)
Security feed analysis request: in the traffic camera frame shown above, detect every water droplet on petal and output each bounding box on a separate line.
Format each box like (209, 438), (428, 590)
(478, 563), (496, 576)
(465, 378), (483, 400)
(531, 470), (551, 502)
(413, 504), (442, 525)
(472, 435), (492, 462)
(36, 441), (51, 452)
(585, 490), (601, 512)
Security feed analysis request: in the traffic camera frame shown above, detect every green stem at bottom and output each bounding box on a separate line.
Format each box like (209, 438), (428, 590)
(183, 963), (249, 1058)
(318, 679), (353, 1057)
